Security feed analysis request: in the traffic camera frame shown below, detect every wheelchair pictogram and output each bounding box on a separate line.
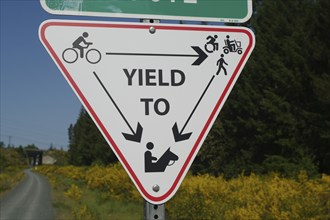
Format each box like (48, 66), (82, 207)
(204, 35), (219, 53)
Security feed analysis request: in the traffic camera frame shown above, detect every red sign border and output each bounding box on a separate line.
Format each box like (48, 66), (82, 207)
(39, 20), (255, 204)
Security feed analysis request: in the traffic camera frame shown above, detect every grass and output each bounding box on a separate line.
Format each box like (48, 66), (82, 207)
(0, 167), (25, 197)
(50, 175), (143, 220)
(85, 190), (143, 220)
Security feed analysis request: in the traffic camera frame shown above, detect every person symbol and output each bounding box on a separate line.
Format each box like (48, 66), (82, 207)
(205, 35), (219, 53)
(144, 142), (179, 173)
(145, 142), (158, 172)
(225, 35), (235, 52)
(72, 32), (93, 58)
(216, 54), (228, 76)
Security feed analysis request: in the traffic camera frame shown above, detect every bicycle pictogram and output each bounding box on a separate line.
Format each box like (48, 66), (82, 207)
(62, 47), (101, 64)
(62, 32), (101, 64)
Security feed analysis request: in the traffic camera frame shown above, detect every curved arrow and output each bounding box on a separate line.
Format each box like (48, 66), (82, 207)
(106, 46), (208, 66)
(172, 75), (215, 142)
(93, 71), (143, 143)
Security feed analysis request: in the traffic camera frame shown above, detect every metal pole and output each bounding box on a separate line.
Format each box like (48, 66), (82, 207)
(144, 200), (165, 220)
(141, 17), (164, 220)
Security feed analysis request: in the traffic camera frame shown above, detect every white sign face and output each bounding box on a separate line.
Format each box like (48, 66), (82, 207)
(39, 20), (255, 204)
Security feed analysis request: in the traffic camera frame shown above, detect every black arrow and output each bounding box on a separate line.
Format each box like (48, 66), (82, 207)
(172, 122), (192, 142)
(172, 75), (215, 142)
(122, 122), (143, 143)
(106, 46), (208, 66)
(93, 71), (143, 143)
(191, 46), (208, 66)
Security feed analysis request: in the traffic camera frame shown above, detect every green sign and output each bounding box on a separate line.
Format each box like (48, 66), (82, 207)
(41, 0), (252, 23)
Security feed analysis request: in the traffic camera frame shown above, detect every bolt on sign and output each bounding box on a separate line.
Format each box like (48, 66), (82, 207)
(39, 20), (255, 204)
(40, 0), (253, 23)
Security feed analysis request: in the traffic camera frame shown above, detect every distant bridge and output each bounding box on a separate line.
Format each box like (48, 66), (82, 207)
(25, 150), (43, 166)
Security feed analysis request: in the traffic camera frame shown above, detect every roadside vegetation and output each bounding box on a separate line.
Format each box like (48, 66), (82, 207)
(37, 164), (330, 220)
(37, 165), (142, 220)
(0, 143), (68, 196)
(0, 144), (27, 196)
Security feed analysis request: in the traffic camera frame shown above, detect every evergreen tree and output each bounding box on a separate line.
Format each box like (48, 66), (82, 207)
(192, 0), (329, 177)
(68, 107), (117, 166)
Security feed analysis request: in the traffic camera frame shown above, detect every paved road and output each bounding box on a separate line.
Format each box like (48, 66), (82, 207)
(0, 169), (54, 220)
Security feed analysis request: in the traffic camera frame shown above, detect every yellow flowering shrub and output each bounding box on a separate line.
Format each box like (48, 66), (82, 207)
(65, 184), (82, 201)
(56, 165), (85, 180)
(73, 205), (95, 220)
(85, 163), (140, 202)
(168, 172), (330, 220)
(0, 172), (24, 193)
(37, 165), (330, 220)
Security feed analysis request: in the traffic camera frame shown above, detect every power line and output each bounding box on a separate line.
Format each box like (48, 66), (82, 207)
(1, 123), (67, 139)
(0, 134), (67, 148)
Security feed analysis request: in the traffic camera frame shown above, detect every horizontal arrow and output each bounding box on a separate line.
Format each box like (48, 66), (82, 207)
(172, 75), (215, 142)
(106, 46), (208, 66)
(191, 46), (208, 66)
(93, 71), (143, 143)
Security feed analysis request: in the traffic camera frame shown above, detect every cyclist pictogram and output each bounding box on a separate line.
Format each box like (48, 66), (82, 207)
(62, 32), (101, 64)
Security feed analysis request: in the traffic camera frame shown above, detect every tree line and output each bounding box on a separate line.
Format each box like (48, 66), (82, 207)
(67, 0), (330, 178)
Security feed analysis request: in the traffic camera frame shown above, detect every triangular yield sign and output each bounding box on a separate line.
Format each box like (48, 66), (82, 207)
(39, 20), (255, 204)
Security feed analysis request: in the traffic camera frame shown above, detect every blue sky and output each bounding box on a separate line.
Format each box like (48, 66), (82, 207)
(0, 0), (137, 149)
(1, 0), (81, 149)
(1, 0), (212, 150)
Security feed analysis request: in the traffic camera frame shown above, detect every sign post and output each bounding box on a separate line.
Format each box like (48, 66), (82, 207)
(144, 200), (165, 220)
(40, 0), (252, 23)
(39, 20), (255, 205)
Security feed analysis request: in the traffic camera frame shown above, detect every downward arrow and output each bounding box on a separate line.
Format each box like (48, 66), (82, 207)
(172, 123), (192, 142)
(93, 71), (143, 143)
(172, 75), (215, 142)
(122, 122), (143, 143)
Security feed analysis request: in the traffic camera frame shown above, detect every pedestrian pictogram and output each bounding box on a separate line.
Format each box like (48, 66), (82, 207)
(216, 54), (228, 76)
(39, 20), (255, 204)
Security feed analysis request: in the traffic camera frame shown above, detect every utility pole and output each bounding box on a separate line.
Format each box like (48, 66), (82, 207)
(8, 135), (12, 147)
